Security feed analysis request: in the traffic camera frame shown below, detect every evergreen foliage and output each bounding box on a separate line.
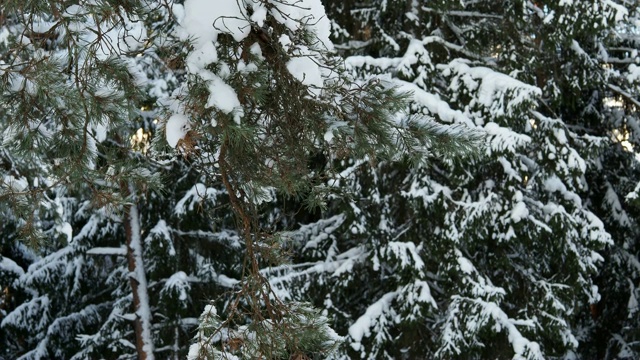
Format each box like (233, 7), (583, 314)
(0, 1), (243, 358)
(2, 0), (640, 359)
(266, 0), (640, 359)
(1, 0), (471, 358)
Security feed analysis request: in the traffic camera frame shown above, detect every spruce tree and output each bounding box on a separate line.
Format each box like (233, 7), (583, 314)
(261, 0), (640, 359)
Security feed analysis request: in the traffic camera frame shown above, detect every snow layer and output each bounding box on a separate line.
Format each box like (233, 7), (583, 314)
(202, 72), (243, 121)
(185, 42), (218, 74)
(162, 271), (191, 302)
(441, 59), (542, 118)
(0, 256), (25, 277)
(268, 0), (333, 51)
(85, 247), (127, 256)
(175, 0), (335, 128)
(175, 183), (220, 215)
(165, 114), (190, 148)
(287, 57), (324, 89)
(127, 201), (155, 359)
(64, 4), (147, 61)
(349, 291), (397, 345)
(180, 0), (250, 46)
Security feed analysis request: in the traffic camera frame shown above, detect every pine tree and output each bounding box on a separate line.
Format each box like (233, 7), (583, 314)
(1, 1), (161, 358)
(0, 1), (236, 358)
(1, 0), (473, 359)
(170, 0), (473, 358)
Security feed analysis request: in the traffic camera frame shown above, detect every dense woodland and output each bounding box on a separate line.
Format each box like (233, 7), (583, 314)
(1, 0), (640, 359)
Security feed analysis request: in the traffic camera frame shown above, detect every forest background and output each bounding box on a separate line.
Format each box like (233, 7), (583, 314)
(1, 0), (640, 359)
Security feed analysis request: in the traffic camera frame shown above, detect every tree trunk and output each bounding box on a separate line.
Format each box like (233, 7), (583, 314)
(123, 184), (155, 360)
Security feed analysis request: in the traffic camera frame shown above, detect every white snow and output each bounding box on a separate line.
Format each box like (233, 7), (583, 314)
(324, 129), (334, 142)
(348, 280), (437, 351)
(268, 0), (333, 51)
(85, 246), (127, 256)
(203, 303), (217, 316)
(175, 183), (220, 215)
(440, 59), (541, 118)
(381, 241), (424, 270)
(216, 274), (240, 288)
(56, 222), (73, 243)
(175, 0), (250, 126)
(163, 271), (191, 301)
(72, 10), (147, 61)
(544, 175), (582, 208)
(127, 198), (155, 359)
(470, 298), (543, 360)
(3, 175), (29, 192)
(165, 114), (190, 148)
(0, 28), (8, 48)
(250, 2), (268, 26)
(287, 57), (324, 91)
(348, 291), (396, 343)
(605, 0), (628, 22)
(412, 280), (437, 307)
(202, 73), (243, 122)
(63, 4), (86, 17)
(554, 129), (568, 145)
(510, 202), (529, 223)
(483, 122), (532, 154)
(174, 0), (336, 131)
(185, 42), (218, 74)
(146, 220), (176, 256)
(0, 295), (50, 331)
(7, 73), (25, 93)
(187, 343), (201, 360)
(626, 64), (640, 83)
(180, 0), (250, 47)
(0, 256), (25, 276)
(393, 81), (474, 126)
(94, 118), (108, 143)
(457, 256), (475, 274)
(627, 279), (638, 317)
